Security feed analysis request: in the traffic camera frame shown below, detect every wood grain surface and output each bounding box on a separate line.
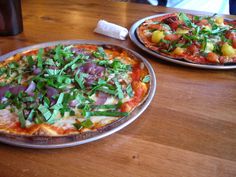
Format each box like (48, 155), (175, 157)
(0, 0), (236, 177)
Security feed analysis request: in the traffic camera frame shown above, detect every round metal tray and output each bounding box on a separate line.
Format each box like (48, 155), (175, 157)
(129, 13), (236, 70)
(0, 40), (156, 149)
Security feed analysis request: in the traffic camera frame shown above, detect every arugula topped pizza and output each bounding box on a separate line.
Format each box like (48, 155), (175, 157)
(0, 44), (150, 136)
(137, 12), (236, 64)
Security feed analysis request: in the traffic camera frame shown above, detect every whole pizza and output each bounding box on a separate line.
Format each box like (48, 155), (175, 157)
(137, 12), (236, 64)
(0, 43), (150, 136)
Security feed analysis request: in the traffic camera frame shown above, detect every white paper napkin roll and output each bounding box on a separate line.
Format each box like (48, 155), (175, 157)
(94, 20), (128, 40)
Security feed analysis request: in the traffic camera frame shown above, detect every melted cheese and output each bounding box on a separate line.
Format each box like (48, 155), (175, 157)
(104, 96), (118, 105)
(54, 117), (76, 129)
(90, 116), (118, 125)
(0, 108), (18, 125)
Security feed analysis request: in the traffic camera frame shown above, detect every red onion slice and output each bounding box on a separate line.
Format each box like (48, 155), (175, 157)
(9, 85), (26, 95)
(0, 85), (10, 99)
(95, 91), (109, 105)
(69, 100), (79, 107)
(25, 81), (36, 95)
(33, 67), (41, 75)
(46, 86), (58, 98)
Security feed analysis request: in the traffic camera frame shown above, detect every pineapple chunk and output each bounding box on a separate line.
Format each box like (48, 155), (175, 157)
(204, 42), (214, 52)
(215, 17), (224, 25)
(173, 47), (185, 55)
(221, 43), (236, 56)
(151, 30), (164, 43)
(176, 28), (189, 34)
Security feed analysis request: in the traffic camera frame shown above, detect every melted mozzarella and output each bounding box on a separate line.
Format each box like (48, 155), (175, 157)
(0, 108), (18, 125)
(54, 117), (77, 129)
(104, 96), (118, 105)
(90, 116), (118, 125)
(144, 30), (152, 37)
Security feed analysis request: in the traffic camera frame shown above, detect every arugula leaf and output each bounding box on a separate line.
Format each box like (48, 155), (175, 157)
(96, 59), (110, 66)
(97, 87), (116, 95)
(59, 54), (82, 75)
(37, 48), (44, 68)
(0, 68), (7, 76)
(8, 62), (19, 69)
(81, 119), (93, 128)
(202, 36), (208, 51)
(142, 75), (150, 83)
(126, 84), (134, 97)
(38, 104), (51, 120)
(48, 109), (59, 124)
(17, 74), (23, 84)
(178, 12), (195, 28)
(0, 102), (9, 110)
(45, 59), (56, 66)
(92, 101), (122, 110)
(90, 111), (128, 117)
(22, 96), (35, 102)
(56, 93), (64, 104)
(93, 47), (108, 59)
(4, 91), (12, 98)
(26, 56), (34, 67)
(27, 109), (35, 122)
(18, 109), (26, 128)
(111, 59), (131, 72)
(74, 118), (93, 129)
(73, 122), (82, 130)
(75, 72), (87, 90)
(88, 83), (115, 96)
(43, 97), (51, 107)
(45, 69), (60, 76)
(114, 78), (124, 99)
(54, 45), (64, 64)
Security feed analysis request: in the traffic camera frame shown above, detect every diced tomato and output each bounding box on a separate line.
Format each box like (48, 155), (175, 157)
(120, 101), (136, 112)
(187, 44), (199, 54)
(233, 37), (236, 49)
(206, 52), (219, 63)
(121, 81), (148, 112)
(76, 45), (98, 51)
(149, 24), (165, 31)
(169, 22), (179, 30)
(131, 66), (141, 81)
(196, 19), (208, 26)
(24, 50), (38, 56)
(132, 81), (148, 100)
(225, 31), (235, 40)
(164, 34), (181, 41)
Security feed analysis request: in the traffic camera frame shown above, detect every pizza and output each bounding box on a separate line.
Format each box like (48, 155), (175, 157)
(0, 43), (150, 136)
(137, 12), (236, 65)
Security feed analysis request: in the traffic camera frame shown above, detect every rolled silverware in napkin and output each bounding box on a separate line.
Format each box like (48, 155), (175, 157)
(94, 20), (128, 40)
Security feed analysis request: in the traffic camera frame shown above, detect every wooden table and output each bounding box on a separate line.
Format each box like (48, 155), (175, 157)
(0, 1), (236, 177)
